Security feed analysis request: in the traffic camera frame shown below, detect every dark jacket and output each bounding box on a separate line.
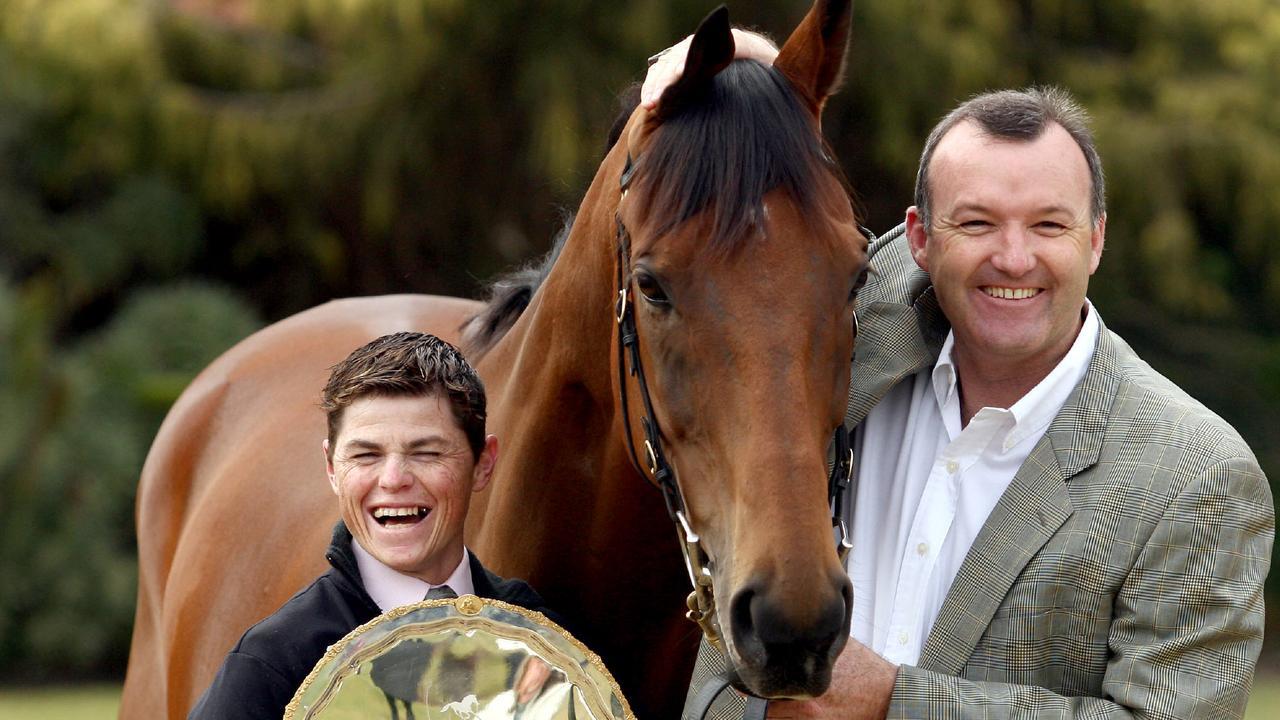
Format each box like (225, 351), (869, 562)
(188, 522), (552, 720)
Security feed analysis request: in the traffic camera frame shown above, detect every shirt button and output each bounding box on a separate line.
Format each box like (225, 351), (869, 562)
(898, 631), (909, 645)
(916, 542), (928, 556)
(945, 460), (959, 474)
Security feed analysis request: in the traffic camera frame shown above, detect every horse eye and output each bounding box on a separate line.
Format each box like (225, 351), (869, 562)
(848, 266), (868, 303)
(635, 271), (670, 306)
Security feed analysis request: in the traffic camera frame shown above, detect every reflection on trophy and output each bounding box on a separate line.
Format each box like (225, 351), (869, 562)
(284, 596), (633, 720)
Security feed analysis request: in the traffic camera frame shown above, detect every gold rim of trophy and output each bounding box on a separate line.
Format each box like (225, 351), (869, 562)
(284, 594), (636, 720)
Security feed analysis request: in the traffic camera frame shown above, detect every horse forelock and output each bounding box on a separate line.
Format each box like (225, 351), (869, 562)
(634, 60), (852, 254)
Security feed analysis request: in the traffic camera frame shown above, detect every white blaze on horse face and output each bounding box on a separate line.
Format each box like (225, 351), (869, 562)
(324, 393), (496, 585)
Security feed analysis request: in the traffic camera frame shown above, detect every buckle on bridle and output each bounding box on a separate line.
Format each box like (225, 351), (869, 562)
(677, 510), (720, 646)
(616, 287), (629, 324)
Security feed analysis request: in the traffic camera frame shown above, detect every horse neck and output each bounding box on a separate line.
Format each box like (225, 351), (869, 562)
(470, 149), (655, 534)
(479, 169), (621, 402)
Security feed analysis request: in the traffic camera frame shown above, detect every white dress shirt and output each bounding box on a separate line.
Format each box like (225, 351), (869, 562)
(847, 303), (1099, 665)
(352, 541), (475, 612)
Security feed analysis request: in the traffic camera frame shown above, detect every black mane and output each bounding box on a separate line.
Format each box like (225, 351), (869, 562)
(465, 61), (847, 351)
(634, 60), (844, 252)
(462, 215), (571, 354)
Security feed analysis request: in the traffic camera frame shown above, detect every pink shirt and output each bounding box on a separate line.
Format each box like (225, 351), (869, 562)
(351, 541), (475, 612)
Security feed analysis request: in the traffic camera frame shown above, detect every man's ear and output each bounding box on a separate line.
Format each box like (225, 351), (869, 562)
(905, 206), (930, 272)
(1088, 213), (1106, 274)
(472, 435), (499, 493)
(323, 439), (339, 495)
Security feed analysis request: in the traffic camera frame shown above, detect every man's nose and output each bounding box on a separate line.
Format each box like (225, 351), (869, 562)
(991, 225), (1035, 276)
(377, 456), (413, 489)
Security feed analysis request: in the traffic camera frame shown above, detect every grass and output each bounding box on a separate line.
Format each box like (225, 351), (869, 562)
(0, 684), (119, 718)
(0, 677), (1277, 718)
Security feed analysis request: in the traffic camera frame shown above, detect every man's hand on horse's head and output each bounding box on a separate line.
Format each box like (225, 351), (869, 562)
(640, 29), (780, 110)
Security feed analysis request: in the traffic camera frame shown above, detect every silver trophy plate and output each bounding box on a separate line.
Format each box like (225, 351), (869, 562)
(285, 595), (634, 720)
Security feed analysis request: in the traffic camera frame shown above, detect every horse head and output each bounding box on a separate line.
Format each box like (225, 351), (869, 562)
(612, 0), (866, 698)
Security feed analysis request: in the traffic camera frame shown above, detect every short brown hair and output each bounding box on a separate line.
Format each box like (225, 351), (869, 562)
(321, 332), (487, 458)
(914, 86), (1106, 228)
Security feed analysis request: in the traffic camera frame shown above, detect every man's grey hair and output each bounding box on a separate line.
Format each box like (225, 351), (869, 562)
(913, 86), (1106, 229)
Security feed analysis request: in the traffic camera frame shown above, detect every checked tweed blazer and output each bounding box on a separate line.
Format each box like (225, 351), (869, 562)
(689, 226), (1273, 719)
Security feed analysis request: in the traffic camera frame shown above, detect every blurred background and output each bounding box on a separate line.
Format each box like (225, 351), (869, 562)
(1, 0), (1277, 706)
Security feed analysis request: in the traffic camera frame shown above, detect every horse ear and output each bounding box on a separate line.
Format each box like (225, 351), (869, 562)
(655, 5), (735, 120)
(773, 0), (852, 112)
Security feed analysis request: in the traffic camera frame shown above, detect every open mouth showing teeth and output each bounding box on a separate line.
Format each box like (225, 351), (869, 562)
(983, 287), (1040, 300)
(372, 506), (430, 526)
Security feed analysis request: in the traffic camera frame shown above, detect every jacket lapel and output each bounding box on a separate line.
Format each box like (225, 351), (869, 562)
(915, 442), (1074, 674)
(916, 324), (1120, 674)
(845, 299), (941, 426)
(845, 224), (947, 428)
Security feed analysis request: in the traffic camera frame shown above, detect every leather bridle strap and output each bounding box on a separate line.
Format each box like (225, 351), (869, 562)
(682, 668), (768, 720)
(614, 153), (722, 644)
(613, 152), (856, 649)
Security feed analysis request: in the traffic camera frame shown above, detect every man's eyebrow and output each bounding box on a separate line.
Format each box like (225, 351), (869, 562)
(947, 203), (1078, 217)
(342, 436), (446, 451)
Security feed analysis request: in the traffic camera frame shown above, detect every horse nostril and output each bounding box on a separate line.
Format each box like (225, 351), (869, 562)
(729, 584), (767, 666)
(727, 574), (851, 696)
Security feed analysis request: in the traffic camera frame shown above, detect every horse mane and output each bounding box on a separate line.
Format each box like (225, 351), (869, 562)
(463, 63), (850, 352)
(461, 214), (572, 355)
(635, 59), (850, 253)
(462, 86), (640, 354)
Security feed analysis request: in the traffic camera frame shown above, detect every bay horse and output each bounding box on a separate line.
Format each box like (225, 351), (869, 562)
(121, 1), (867, 717)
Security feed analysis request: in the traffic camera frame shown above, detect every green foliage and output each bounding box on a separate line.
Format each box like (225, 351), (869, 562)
(0, 282), (260, 677)
(826, 0), (1280, 330)
(0, 0), (1278, 679)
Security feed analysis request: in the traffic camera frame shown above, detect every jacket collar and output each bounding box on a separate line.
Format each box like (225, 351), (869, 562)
(324, 521), (381, 616)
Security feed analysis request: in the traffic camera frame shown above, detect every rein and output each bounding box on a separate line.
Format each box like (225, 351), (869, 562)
(612, 152), (855, 649)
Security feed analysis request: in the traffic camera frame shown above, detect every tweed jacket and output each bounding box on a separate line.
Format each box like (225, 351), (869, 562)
(690, 226), (1273, 719)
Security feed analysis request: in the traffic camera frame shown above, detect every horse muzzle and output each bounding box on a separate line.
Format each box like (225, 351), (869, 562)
(723, 569), (852, 698)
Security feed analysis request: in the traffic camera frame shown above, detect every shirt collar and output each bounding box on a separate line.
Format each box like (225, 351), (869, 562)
(352, 540), (475, 612)
(931, 300), (1100, 449)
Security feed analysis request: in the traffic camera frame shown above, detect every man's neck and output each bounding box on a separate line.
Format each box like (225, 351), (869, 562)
(951, 349), (1064, 427)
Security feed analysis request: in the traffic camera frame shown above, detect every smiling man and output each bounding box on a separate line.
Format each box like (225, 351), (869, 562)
(189, 331), (552, 720)
(647, 39), (1272, 720)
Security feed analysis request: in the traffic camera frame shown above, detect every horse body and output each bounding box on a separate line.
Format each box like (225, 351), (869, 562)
(123, 3), (863, 717)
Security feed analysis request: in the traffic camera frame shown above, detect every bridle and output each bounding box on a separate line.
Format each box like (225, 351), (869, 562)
(612, 151), (856, 648)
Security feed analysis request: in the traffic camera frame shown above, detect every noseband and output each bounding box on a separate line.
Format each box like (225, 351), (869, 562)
(612, 153), (855, 647)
